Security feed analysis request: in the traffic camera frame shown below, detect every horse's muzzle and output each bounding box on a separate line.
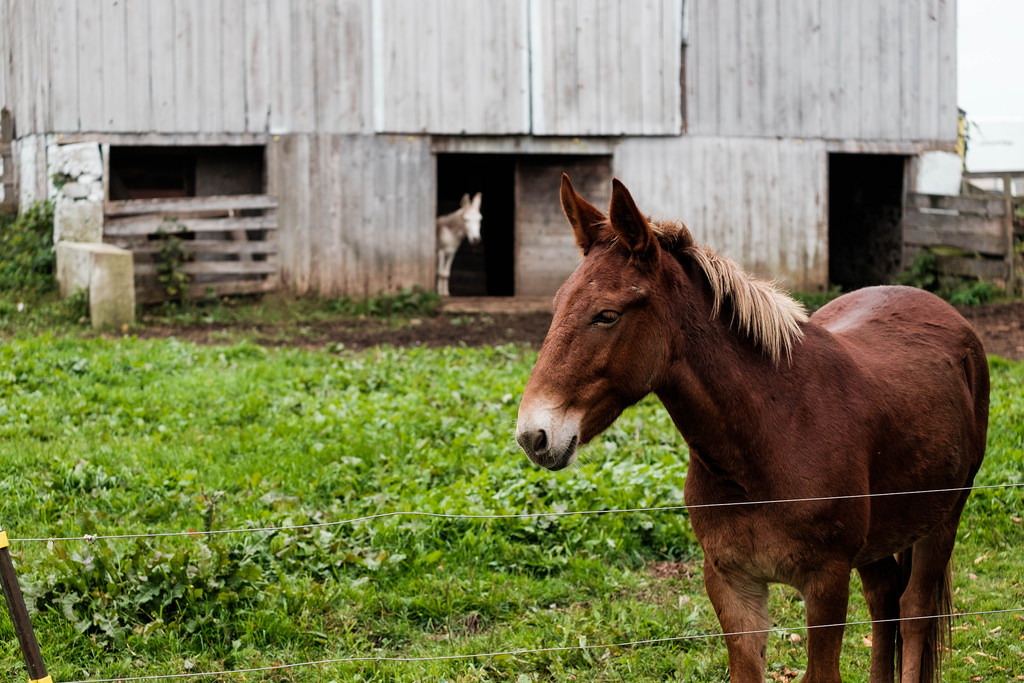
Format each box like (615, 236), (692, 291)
(516, 429), (577, 470)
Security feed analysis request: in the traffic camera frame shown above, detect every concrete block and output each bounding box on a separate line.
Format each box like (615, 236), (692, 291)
(55, 198), (104, 243)
(56, 242), (136, 329)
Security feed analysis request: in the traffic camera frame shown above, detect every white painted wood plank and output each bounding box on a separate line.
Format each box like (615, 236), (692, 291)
(174, 0), (201, 132)
(291, 4), (317, 133)
(243, 0), (271, 132)
(935, 0), (957, 142)
(0, 1), (8, 110)
(149, 0), (176, 132)
(267, 0), (293, 133)
(100, 0), (127, 130)
(836, 0), (860, 138)
(858, 0), (882, 139)
(220, 0), (248, 133)
(716, 0), (741, 136)
(817, 0), (842, 137)
(123, 0), (152, 132)
(49, 0), (81, 132)
(797, 0), (822, 138)
(76, 0), (104, 131)
(313, 0), (342, 132)
(915, 0), (939, 141)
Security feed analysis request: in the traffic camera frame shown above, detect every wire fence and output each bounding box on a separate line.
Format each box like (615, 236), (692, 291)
(3, 481), (1022, 682)
(9, 482), (1023, 544)
(57, 607), (1024, 683)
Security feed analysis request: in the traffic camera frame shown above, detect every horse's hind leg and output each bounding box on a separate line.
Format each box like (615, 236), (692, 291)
(857, 556), (901, 682)
(702, 560), (770, 682)
(898, 502), (965, 682)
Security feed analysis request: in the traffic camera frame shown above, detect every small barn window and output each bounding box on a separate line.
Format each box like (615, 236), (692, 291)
(108, 146), (265, 200)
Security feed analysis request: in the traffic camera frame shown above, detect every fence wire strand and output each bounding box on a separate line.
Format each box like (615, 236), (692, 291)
(4, 482), (1021, 681)
(8, 482), (1022, 545)
(59, 606), (1024, 683)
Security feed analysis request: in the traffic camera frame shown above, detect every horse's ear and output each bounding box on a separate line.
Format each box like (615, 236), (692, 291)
(560, 174), (605, 255)
(608, 178), (659, 267)
(460, 193), (471, 209)
(470, 192), (482, 210)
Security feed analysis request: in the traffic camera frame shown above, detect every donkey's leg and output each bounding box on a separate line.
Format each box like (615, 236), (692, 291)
(799, 565), (851, 683)
(857, 556), (902, 682)
(702, 559), (770, 683)
(437, 249), (451, 297)
(898, 505), (964, 683)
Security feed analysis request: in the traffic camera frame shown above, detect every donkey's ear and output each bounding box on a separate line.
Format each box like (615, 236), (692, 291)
(608, 178), (659, 267)
(470, 192), (481, 209)
(560, 174), (605, 255)
(460, 193), (471, 209)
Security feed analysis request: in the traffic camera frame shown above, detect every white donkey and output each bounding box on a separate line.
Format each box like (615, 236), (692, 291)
(435, 192), (482, 296)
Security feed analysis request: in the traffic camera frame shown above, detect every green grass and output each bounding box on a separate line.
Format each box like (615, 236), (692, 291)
(0, 335), (1021, 682)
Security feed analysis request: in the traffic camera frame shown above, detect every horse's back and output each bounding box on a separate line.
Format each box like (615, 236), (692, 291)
(814, 286), (976, 354)
(814, 285), (988, 470)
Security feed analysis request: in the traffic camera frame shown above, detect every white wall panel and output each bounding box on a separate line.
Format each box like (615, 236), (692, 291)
(614, 136), (828, 290)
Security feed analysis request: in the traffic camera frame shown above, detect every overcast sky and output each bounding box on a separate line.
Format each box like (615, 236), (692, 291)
(958, 0), (1024, 119)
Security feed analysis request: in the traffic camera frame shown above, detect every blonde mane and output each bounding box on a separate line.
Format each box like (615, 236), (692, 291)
(651, 221), (809, 364)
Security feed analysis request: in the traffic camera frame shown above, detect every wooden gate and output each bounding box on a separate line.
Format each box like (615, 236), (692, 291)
(103, 194), (279, 303)
(904, 172), (1023, 292)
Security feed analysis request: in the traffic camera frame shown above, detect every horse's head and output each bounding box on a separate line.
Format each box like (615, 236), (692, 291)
(516, 175), (685, 471)
(461, 192), (483, 245)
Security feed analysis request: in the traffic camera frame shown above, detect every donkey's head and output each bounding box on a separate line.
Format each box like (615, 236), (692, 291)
(461, 192), (483, 245)
(515, 175), (682, 470)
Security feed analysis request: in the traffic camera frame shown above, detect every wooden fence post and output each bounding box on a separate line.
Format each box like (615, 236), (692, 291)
(1003, 174), (1016, 295)
(0, 528), (52, 683)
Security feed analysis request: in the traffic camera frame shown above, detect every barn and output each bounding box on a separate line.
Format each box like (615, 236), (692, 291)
(0, 0), (958, 299)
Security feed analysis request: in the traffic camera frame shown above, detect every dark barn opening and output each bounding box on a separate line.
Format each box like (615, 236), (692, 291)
(828, 153), (907, 290)
(436, 154), (515, 296)
(108, 146), (265, 199)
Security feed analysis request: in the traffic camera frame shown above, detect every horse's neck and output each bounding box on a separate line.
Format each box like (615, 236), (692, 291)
(654, 292), (791, 466)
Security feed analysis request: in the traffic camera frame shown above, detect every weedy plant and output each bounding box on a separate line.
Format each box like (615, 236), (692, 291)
(896, 251), (1003, 306)
(154, 219), (192, 308)
(0, 200), (56, 296)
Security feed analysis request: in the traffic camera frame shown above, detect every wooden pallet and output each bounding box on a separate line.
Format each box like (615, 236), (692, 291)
(103, 194), (279, 303)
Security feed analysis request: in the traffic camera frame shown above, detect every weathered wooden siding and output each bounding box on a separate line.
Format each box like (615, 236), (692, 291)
(373, 0), (530, 134)
(3, 0), (373, 136)
(267, 134), (434, 296)
(686, 0), (957, 142)
(514, 156), (612, 295)
(2, 0), (687, 138)
(529, 0), (683, 135)
(614, 136), (828, 290)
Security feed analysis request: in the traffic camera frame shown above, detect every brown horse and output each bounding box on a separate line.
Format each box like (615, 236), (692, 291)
(516, 175), (989, 682)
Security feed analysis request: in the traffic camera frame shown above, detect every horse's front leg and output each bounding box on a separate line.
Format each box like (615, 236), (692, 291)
(703, 559), (770, 682)
(857, 557), (901, 682)
(799, 564), (851, 683)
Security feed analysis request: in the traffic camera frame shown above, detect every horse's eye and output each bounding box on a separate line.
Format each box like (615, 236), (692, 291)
(592, 310), (621, 326)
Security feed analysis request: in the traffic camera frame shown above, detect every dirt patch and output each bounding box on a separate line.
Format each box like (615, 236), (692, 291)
(135, 311), (555, 352)
(956, 301), (1024, 361)
(131, 298), (1024, 362)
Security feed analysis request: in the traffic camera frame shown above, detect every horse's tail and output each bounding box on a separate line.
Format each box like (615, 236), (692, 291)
(895, 548), (954, 682)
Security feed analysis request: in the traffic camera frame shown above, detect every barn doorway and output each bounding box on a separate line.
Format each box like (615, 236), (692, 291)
(828, 153), (907, 290)
(436, 154), (515, 296)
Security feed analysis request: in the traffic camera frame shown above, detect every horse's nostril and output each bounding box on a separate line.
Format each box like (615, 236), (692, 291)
(531, 429), (548, 455)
